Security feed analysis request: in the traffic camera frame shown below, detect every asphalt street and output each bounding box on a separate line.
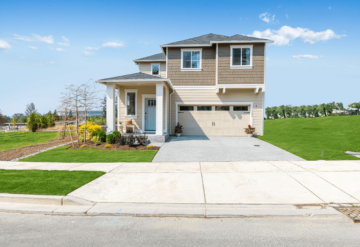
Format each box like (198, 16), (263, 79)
(1, 212), (359, 246)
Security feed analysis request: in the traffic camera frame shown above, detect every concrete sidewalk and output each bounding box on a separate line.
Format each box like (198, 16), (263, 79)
(1, 160), (360, 207)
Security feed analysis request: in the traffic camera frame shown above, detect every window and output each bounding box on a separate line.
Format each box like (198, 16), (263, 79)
(125, 89), (137, 117)
(151, 64), (160, 76)
(215, 106), (230, 111)
(230, 45), (253, 69)
(233, 106), (249, 111)
(197, 106), (212, 111)
(181, 49), (202, 71)
(148, 100), (156, 106)
(180, 106), (194, 111)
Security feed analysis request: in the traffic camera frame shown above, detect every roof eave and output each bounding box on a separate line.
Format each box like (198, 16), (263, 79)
(95, 78), (175, 90)
(160, 40), (273, 47)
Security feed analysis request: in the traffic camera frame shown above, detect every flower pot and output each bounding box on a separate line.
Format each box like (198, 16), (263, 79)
(176, 133), (181, 137)
(247, 133), (253, 137)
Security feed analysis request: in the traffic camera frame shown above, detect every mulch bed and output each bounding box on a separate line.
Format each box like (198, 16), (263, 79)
(0, 137), (75, 161)
(67, 141), (160, 151)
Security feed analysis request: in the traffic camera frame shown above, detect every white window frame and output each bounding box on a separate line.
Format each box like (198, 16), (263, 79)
(124, 89), (138, 119)
(151, 63), (161, 76)
(181, 48), (202, 71)
(230, 45), (253, 69)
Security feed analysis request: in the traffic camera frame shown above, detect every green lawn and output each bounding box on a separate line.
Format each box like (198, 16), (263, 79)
(20, 145), (158, 162)
(0, 169), (104, 195)
(258, 115), (360, 160)
(0, 131), (59, 152)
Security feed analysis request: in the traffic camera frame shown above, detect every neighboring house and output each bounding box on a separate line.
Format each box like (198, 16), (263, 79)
(96, 33), (273, 141)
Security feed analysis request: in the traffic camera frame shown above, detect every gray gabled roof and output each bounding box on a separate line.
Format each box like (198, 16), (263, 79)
(98, 72), (165, 81)
(162, 33), (272, 46)
(134, 53), (166, 62)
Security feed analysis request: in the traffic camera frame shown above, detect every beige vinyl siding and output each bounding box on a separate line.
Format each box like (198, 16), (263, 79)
(139, 62), (166, 78)
(119, 85), (169, 132)
(167, 47), (216, 86)
(171, 89), (264, 136)
(218, 43), (265, 84)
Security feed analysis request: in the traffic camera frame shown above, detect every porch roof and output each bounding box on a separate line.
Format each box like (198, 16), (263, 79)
(96, 72), (174, 91)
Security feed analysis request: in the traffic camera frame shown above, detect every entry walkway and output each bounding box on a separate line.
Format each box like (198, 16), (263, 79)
(1, 160), (360, 205)
(152, 136), (304, 162)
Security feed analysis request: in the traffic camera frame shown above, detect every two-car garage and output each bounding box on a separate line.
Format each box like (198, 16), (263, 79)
(177, 105), (251, 137)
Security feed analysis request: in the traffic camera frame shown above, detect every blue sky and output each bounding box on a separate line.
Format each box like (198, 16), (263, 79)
(0, 0), (359, 116)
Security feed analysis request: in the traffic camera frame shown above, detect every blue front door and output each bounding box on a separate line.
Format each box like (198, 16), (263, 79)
(145, 98), (156, 131)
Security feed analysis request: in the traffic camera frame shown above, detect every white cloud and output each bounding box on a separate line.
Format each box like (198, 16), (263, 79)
(286, 14), (289, 19)
(85, 46), (99, 50)
(102, 42), (124, 48)
(28, 46), (37, 49)
(259, 12), (275, 23)
(58, 36), (70, 46)
(85, 41), (124, 50)
(83, 51), (93, 55)
(47, 61), (55, 64)
(251, 26), (345, 46)
(0, 39), (11, 51)
(266, 57), (270, 61)
(13, 34), (54, 44)
(293, 55), (320, 59)
(56, 48), (65, 51)
(329, 6), (331, 10)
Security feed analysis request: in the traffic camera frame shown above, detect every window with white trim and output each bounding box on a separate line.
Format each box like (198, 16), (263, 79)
(181, 49), (202, 71)
(151, 63), (160, 76)
(230, 45), (253, 69)
(125, 89), (137, 117)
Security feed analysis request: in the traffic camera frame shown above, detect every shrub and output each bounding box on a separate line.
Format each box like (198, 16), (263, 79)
(106, 134), (116, 144)
(92, 136), (101, 146)
(147, 145), (153, 149)
(113, 130), (121, 136)
(119, 135), (127, 145)
(105, 144), (111, 148)
(26, 112), (39, 132)
(39, 115), (48, 128)
(94, 130), (106, 142)
(80, 144), (87, 149)
(79, 123), (102, 137)
(78, 135), (84, 142)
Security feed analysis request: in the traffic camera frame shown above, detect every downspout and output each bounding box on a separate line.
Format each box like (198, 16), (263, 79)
(169, 90), (175, 136)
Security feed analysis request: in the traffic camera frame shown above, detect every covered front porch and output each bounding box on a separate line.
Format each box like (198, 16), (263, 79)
(96, 73), (174, 142)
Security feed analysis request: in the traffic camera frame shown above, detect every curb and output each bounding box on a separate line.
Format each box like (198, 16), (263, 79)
(0, 201), (344, 218)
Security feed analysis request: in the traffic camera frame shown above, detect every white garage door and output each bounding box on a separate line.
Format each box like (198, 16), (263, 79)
(178, 105), (250, 136)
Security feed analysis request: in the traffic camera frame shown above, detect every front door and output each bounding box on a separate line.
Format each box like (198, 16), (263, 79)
(145, 98), (156, 131)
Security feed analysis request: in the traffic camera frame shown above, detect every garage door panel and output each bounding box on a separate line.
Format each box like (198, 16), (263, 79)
(178, 106), (250, 137)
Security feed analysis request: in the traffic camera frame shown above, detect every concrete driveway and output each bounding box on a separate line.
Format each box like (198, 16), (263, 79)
(153, 136), (304, 162)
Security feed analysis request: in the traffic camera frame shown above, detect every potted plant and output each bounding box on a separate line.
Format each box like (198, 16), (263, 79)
(175, 122), (183, 137)
(245, 125), (255, 137)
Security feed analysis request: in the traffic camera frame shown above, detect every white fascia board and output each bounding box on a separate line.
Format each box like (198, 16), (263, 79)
(174, 86), (216, 90)
(133, 60), (166, 62)
(217, 84), (265, 89)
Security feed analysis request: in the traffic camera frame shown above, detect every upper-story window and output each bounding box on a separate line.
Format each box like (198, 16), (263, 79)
(151, 63), (160, 76)
(230, 45), (253, 69)
(181, 49), (202, 71)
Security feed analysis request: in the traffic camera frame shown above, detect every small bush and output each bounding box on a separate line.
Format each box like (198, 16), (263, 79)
(113, 130), (121, 137)
(119, 135), (127, 145)
(80, 144), (87, 149)
(78, 135), (84, 142)
(92, 136), (101, 146)
(147, 145), (153, 149)
(93, 130), (106, 142)
(106, 134), (116, 144)
(105, 144), (111, 148)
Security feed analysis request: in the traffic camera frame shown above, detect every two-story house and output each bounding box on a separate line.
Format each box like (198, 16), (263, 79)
(96, 33), (273, 141)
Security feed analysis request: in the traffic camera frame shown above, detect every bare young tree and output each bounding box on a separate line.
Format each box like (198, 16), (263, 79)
(79, 80), (100, 143)
(62, 84), (82, 144)
(0, 109), (6, 129)
(25, 103), (37, 116)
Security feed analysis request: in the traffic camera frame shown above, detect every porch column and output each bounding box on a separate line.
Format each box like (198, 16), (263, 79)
(106, 83), (115, 132)
(117, 86), (121, 131)
(156, 82), (164, 135)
